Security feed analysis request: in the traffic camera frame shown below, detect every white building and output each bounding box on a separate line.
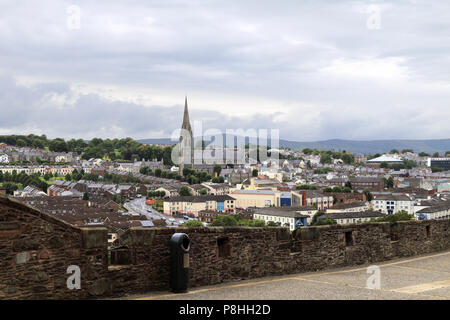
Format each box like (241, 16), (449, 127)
(0, 153), (9, 164)
(252, 207), (311, 230)
(372, 194), (414, 214)
(415, 204), (450, 220)
(320, 210), (385, 225)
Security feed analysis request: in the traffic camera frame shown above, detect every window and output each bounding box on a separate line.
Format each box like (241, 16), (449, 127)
(217, 237), (231, 258)
(345, 231), (353, 246)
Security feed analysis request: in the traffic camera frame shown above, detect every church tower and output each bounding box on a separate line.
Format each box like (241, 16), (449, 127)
(179, 96), (194, 174)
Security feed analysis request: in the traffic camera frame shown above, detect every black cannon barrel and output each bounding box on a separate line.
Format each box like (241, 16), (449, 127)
(169, 233), (190, 292)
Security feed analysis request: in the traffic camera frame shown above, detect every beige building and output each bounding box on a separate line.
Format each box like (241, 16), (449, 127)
(231, 189), (281, 209)
(163, 195), (236, 217)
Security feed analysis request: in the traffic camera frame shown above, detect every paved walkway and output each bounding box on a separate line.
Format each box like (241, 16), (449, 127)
(125, 250), (450, 300)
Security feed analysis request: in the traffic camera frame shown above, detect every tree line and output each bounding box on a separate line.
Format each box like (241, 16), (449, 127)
(0, 135), (174, 164)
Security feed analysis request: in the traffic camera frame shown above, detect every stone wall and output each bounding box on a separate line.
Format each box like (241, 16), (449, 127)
(1, 195), (449, 299)
(0, 196), (109, 299)
(107, 219), (449, 296)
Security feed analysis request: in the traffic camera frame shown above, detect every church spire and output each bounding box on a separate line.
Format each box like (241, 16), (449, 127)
(179, 96), (194, 173)
(182, 96), (192, 132)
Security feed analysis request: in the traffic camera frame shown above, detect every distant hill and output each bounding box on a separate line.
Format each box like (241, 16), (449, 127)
(138, 137), (450, 155)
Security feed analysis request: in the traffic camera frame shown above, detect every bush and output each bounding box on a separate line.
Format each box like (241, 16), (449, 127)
(209, 215), (239, 226)
(372, 210), (413, 222)
(209, 214), (269, 227)
(238, 219), (266, 227)
(315, 218), (337, 225)
(178, 186), (192, 196)
(183, 220), (204, 227)
(311, 211), (325, 225)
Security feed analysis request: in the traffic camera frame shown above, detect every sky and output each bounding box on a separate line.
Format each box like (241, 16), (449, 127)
(0, 0), (449, 142)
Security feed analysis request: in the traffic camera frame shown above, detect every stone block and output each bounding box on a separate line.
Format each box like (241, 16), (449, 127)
(88, 279), (110, 296)
(123, 228), (155, 247)
(0, 222), (20, 230)
(16, 251), (31, 264)
(296, 227), (320, 241)
(48, 236), (65, 249)
(12, 236), (40, 251)
(276, 228), (291, 241)
(81, 228), (107, 249)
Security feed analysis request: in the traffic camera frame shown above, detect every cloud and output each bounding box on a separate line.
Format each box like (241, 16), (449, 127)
(0, 0), (450, 141)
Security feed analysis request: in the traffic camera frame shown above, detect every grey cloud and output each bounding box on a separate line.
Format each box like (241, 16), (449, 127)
(0, 0), (450, 141)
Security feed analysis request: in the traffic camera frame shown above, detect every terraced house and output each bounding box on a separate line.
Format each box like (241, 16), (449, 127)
(163, 195), (236, 216)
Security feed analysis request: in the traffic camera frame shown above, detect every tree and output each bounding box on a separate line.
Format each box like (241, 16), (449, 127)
(320, 153), (332, 164)
(433, 152), (440, 157)
(1, 182), (19, 195)
(183, 220), (204, 227)
(387, 177), (394, 189)
(209, 215), (238, 226)
(213, 164), (222, 177)
(341, 153), (354, 165)
(390, 149), (399, 154)
(267, 221), (278, 227)
(296, 184), (317, 190)
(178, 186), (192, 196)
(315, 217), (337, 225)
(384, 176), (394, 189)
(311, 211), (325, 225)
(252, 169), (258, 177)
(372, 210), (413, 222)
(380, 162), (389, 168)
(139, 166), (149, 175)
(419, 152), (430, 157)
(43, 173), (52, 181)
(49, 138), (68, 152)
(343, 187), (352, 193)
(198, 188), (207, 195)
(363, 189), (373, 202)
(248, 219), (266, 227)
(82, 192), (89, 201)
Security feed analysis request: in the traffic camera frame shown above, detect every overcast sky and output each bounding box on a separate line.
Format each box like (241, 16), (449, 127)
(0, 0), (449, 142)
